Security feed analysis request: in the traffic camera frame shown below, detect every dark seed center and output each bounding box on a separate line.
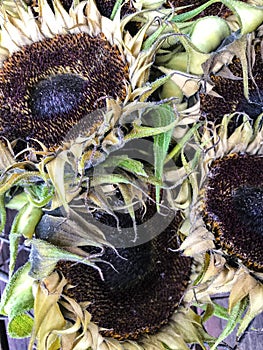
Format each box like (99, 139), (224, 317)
(28, 73), (88, 119)
(203, 155), (263, 271)
(51, 207), (192, 340)
(236, 90), (263, 119)
(96, 244), (154, 292)
(233, 186), (263, 236)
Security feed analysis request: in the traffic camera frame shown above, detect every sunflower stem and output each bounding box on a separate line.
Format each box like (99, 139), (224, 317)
(0, 194), (6, 233)
(172, 0), (215, 22)
(165, 123), (201, 163)
(193, 301), (229, 320)
(110, 0), (123, 20)
(142, 23), (167, 51)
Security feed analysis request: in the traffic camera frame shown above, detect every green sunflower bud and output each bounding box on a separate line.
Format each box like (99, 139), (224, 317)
(190, 16), (231, 54)
(158, 49), (209, 74)
(0, 262), (34, 339)
(160, 78), (184, 102)
(13, 203), (43, 239)
(226, 0), (263, 35)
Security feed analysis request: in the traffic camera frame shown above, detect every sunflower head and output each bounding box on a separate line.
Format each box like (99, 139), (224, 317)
(0, 0), (159, 153)
(200, 42), (263, 130)
(0, 4), (129, 149)
(53, 207), (193, 341)
(178, 114), (263, 346)
(203, 153), (263, 272)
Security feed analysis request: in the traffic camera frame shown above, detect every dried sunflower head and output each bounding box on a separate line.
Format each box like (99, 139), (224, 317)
(200, 30), (263, 129)
(0, 102), (215, 349)
(0, 0), (160, 151)
(27, 158), (213, 350)
(179, 114), (263, 346)
(36, 207), (196, 344)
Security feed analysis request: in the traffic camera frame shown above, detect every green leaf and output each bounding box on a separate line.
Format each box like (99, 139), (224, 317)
(142, 23), (167, 51)
(8, 233), (21, 278)
(26, 182), (54, 207)
(117, 158), (148, 177)
(29, 238), (106, 280)
(139, 75), (172, 102)
(8, 313), (34, 338)
(194, 302), (229, 321)
(11, 203), (43, 239)
(210, 298), (248, 350)
(0, 262), (34, 317)
(100, 155), (148, 177)
(172, 0), (215, 22)
(125, 120), (177, 141)
(153, 105), (175, 206)
(6, 192), (29, 210)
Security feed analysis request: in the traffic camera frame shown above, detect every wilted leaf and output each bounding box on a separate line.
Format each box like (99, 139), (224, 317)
(29, 272), (67, 350)
(8, 203), (43, 276)
(0, 141), (15, 170)
(171, 308), (215, 349)
(237, 282), (263, 337)
(229, 270), (257, 311)
(35, 210), (108, 252)
(29, 238), (105, 280)
(46, 156), (72, 212)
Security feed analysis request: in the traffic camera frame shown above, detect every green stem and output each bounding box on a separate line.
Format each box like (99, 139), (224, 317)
(0, 195), (6, 233)
(110, 0), (123, 20)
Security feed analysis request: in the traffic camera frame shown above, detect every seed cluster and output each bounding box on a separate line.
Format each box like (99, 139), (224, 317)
(203, 154), (263, 272)
(56, 207), (192, 340)
(0, 33), (128, 148)
(200, 45), (263, 129)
